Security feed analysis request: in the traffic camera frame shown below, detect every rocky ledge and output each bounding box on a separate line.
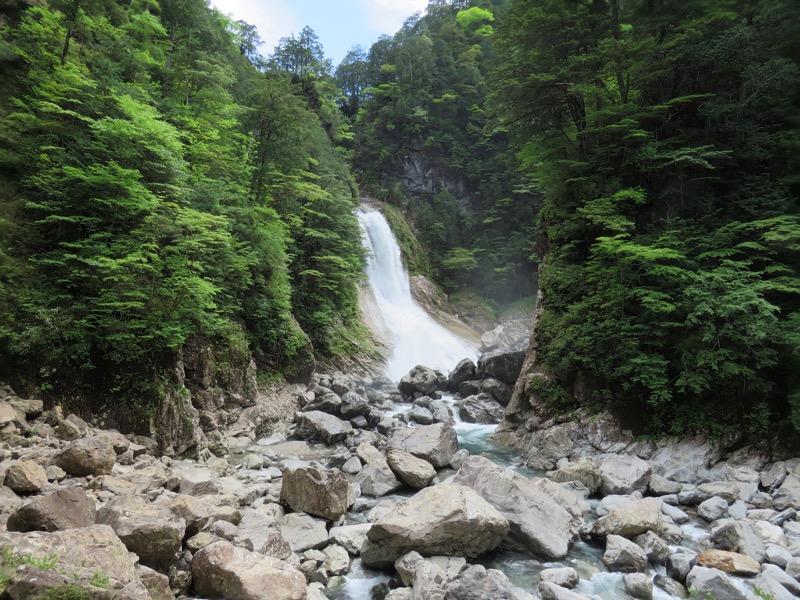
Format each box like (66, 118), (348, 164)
(0, 358), (799, 600)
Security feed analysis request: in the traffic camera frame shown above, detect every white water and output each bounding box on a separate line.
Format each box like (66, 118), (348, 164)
(358, 208), (477, 381)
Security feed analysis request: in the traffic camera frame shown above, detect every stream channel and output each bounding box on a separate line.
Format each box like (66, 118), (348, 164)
(324, 207), (715, 600)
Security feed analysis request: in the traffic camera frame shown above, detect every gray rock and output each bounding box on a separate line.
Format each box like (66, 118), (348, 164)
(477, 350), (525, 385)
(602, 534), (648, 573)
(279, 512), (328, 552)
(457, 394), (505, 424)
(3, 460), (47, 493)
(138, 565), (176, 600)
(666, 551), (697, 584)
(453, 456), (575, 559)
(295, 411), (353, 445)
(280, 466), (352, 520)
(593, 498), (662, 538)
(479, 378), (513, 406)
(710, 519), (767, 563)
(447, 359), (477, 392)
(340, 391), (370, 419)
(398, 365), (446, 397)
(386, 448), (436, 489)
(361, 484), (508, 568)
(623, 573), (653, 600)
(342, 456), (362, 474)
(192, 541), (306, 600)
(547, 458), (601, 495)
(774, 473), (800, 510)
(698, 496), (729, 522)
(172, 464), (221, 496)
(446, 564), (534, 600)
(653, 575), (688, 599)
(538, 581), (594, 600)
(7, 487), (96, 532)
(760, 563), (800, 596)
(761, 462), (788, 491)
(539, 567), (579, 589)
(648, 474), (682, 496)
(323, 544), (350, 576)
(56, 436), (116, 476)
(408, 405), (435, 425)
(686, 566), (748, 600)
(237, 509), (292, 559)
(766, 543), (792, 567)
(329, 523), (371, 555)
(661, 502), (690, 524)
(598, 454), (652, 496)
(634, 531), (670, 565)
(389, 422), (458, 468)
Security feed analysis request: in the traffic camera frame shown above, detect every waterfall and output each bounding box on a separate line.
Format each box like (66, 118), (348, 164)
(358, 208), (477, 381)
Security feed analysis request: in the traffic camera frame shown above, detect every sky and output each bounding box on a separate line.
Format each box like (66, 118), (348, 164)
(211, 0), (430, 67)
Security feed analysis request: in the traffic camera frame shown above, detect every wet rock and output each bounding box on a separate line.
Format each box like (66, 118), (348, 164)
(97, 496), (186, 570)
(697, 549), (759, 576)
(57, 436), (116, 477)
(602, 534), (648, 573)
(477, 350), (525, 385)
(398, 365), (446, 397)
(447, 359), (477, 392)
(3, 460), (47, 493)
(192, 540), (306, 600)
(539, 567), (579, 589)
(279, 512), (328, 552)
(698, 496), (729, 522)
(686, 566), (748, 600)
(598, 454), (652, 496)
(386, 448), (436, 489)
(447, 564), (534, 600)
(547, 458), (601, 495)
(457, 394), (505, 424)
(7, 487), (96, 532)
(389, 422), (458, 468)
(592, 498), (662, 538)
(295, 411), (353, 445)
(280, 466), (352, 520)
(361, 484), (509, 568)
(623, 573), (653, 600)
(453, 456), (574, 559)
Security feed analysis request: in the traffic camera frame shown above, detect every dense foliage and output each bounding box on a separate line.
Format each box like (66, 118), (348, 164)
(344, 0), (539, 304)
(491, 0), (800, 437)
(0, 0), (364, 402)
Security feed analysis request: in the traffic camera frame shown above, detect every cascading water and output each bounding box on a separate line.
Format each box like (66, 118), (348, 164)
(358, 208), (477, 381)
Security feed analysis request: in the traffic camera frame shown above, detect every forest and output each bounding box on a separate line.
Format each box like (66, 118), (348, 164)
(0, 0), (798, 442)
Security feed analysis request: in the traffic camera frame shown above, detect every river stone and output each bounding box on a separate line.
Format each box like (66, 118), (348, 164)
(666, 551), (697, 584)
(398, 365), (446, 397)
(302, 392), (342, 415)
(774, 473), (800, 510)
(340, 391), (370, 420)
(602, 534), (648, 573)
(295, 411), (353, 445)
(653, 575), (688, 599)
(761, 462), (788, 491)
(709, 520), (767, 563)
(477, 350), (525, 385)
(453, 456), (573, 559)
(525, 425), (573, 470)
(237, 509), (292, 559)
(648, 474), (682, 496)
(697, 549), (759, 576)
(633, 531), (670, 565)
(329, 523), (371, 555)
(447, 358), (477, 392)
(388, 422), (458, 468)
(56, 436), (116, 476)
(279, 512), (328, 552)
(761, 563), (800, 596)
(408, 405), (434, 425)
(280, 466), (351, 520)
(698, 496), (729, 522)
(624, 573), (653, 600)
(547, 458), (601, 495)
(386, 448), (435, 489)
(7, 487), (96, 532)
(686, 566), (748, 600)
(171, 464), (221, 496)
(138, 565), (175, 600)
(323, 544), (350, 576)
(592, 498), (662, 538)
(457, 394), (505, 424)
(598, 454), (652, 496)
(192, 541), (306, 600)
(695, 481), (743, 503)
(97, 495), (186, 570)
(3, 460), (47, 493)
(356, 452), (402, 497)
(362, 483), (508, 568)
(446, 564), (534, 600)
(162, 493), (241, 537)
(765, 543), (792, 567)
(0, 486), (23, 515)
(0, 525), (139, 585)
(538, 581), (594, 600)
(479, 378), (513, 406)
(753, 571), (797, 600)
(539, 567), (579, 589)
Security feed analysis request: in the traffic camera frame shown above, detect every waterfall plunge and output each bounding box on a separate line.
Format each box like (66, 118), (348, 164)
(358, 208), (477, 381)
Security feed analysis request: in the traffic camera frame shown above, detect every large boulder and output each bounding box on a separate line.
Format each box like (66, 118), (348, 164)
(161, 493), (241, 537)
(7, 487), (96, 532)
(697, 549), (759, 576)
(602, 534), (648, 573)
(355, 443), (402, 497)
(97, 496), (186, 571)
(280, 466), (352, 520)
(294, 411), (353, 445)
(3, 461), (47, 493)
(328, 523), (372, 556)
(192, 541), (306, 600)
(592, 498), (662, 538)
(361, 484), (509, 568)
(538, 582), (595, 600)
(457, 394), (505, 424)
(446, 564), (534, 600)
(774, 473), (800, 510)
(279, 513), (329, 552)
(709, 520), (767, 563)
(477, 350), (525, 385)
(388, 422), (458, 468)
(386, 448), (436, 489)
(598, 454), (652, 496)
(547, 458), (601, 495)
(447, 359), (477, 392)
(170, 463), (221, 496)
(686, 566), (748, 600)
(398, 365), (446, 397)
(452, 456), (574, 559)
(236, 509), (292, 559)
(56, 436), (117, 476)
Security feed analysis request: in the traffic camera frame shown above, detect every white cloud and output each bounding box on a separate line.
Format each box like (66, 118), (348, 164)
(362, 0), (430, 35)
(211, 0), (301, 54)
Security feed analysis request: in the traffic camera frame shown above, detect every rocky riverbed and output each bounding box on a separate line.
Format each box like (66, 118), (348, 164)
(0, 354), (799, 600)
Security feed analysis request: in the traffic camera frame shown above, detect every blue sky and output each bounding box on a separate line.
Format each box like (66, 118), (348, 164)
(211, 0), (430, 67)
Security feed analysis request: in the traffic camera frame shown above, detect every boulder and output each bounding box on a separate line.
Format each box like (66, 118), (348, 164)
(760, 564), (800, 596)
(192, 541), (306, 600)
(170, 464), (221, 496)
(328, 523), (372, 556)
(162, 493), (241, 537)
(653, 575), (688, 599)
(598, 454), (652, 496)
(479, 378), (513, 406)
(447, 359), (477, 392)
(624, 573), (653, 600)
(539, 567), (579, 589)
(398, 365), (446, 397)
(696, 549), (759, 576)
(3, 461), (47, 493)
(294, 411), (353, 445)
(279, 513), (328, 552)
(408, 405), (434, 425)
(97, 496), (186, 570)
(388, 422), (458, 468)
(477, 350), (525, 385)
(695, 481), (743, 504)
(362, 484), (508, 567)
(386, 448), (436, 489)
(709, 520), (767, 563)
(648, 474), (682, 496)
(602, 534), (648, 573)
(774, 473), (800, 510)
(592, 498), (662, 538)
(446, 564), (534, 600)
(237, 509), (292, 559)
(138, 566), (176, 600)
(546, 458), (601, 495)
(538, 581), (595, 600)
(355, 451), (402, 497)
(686, 566), (748, 600)
(56, 436), (116, 476)
(453, 456), (574, 559)
(457, 394), (505, 424)
(698, 496), (729, 522)
(633, 531), (670, 565)
(340, 391), (371, 420)
(666, 551), (697, 584)
(7, 487), (96, 532)
(280, 466), (352, 520)
(323, 544), (350, 576)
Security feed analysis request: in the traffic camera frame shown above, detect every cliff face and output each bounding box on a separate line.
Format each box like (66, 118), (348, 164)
(398, 152), (473, 212)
